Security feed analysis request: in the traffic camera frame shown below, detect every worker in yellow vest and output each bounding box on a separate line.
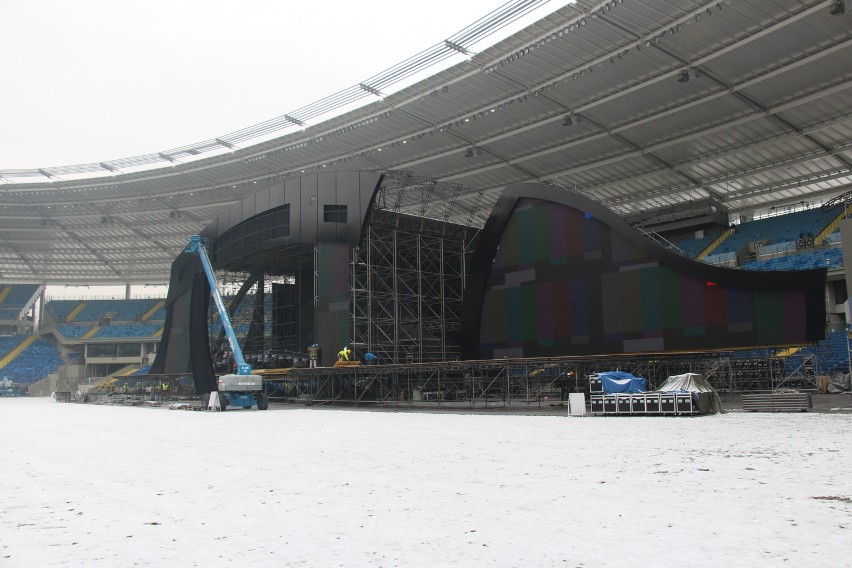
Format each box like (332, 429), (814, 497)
(337, 346), (351, 362)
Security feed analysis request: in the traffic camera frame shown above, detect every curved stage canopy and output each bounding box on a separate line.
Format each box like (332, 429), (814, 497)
(153, 173), (827, 393)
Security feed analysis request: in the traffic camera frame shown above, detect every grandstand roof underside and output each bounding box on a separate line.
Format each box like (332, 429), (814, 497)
(1, 0), (850, 285)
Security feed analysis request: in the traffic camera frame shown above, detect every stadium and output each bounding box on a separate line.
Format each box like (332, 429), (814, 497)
(2, 2), (852, 566)
(2, 0), (851, 405)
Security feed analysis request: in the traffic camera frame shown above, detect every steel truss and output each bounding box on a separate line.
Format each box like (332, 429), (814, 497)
(208, 269), (303, 360)
(262, 351), (793, 409)
(351, 172), (481, 365)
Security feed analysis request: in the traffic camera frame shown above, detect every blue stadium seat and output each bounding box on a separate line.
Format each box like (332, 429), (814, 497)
(716, 206), (841, 256)
(0, 284), (40, 319)
(0, 338), (63, 384)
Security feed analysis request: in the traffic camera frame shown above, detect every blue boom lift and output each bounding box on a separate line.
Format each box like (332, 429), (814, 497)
(185, 235), (269, 411)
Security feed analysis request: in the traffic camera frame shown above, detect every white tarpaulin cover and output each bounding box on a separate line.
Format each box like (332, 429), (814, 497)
(655, 372), (724, 414)
(828, 372), (851, 393)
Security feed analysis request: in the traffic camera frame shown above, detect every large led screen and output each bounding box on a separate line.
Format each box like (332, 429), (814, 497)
(462, 185), (826, 359)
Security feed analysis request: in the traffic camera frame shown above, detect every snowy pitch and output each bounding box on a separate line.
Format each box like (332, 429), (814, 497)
(1, 398), (850, 567)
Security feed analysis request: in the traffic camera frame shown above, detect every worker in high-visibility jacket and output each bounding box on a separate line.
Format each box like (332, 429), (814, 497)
(337, 346), (351, 362)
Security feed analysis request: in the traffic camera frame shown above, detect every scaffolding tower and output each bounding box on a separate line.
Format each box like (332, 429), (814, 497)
(351, 172), (482, 364)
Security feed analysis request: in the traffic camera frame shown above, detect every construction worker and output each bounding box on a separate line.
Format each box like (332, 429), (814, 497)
(338, 346), (350, 362)
(364, 351), (378, 365)
(308, 343), (320, 368)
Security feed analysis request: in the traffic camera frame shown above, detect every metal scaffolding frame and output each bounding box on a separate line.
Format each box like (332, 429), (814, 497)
(261, 351), (793, 409)
(208, 269), (304, 358)
(199, 172), (486, 367)
(351, 219), (469, 364)
(351, 172), (480, 365)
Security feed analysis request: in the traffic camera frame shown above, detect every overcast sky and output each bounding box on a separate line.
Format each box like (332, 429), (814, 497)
(1, 0), (559, 170)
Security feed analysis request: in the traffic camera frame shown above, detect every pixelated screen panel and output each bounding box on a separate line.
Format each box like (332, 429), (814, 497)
(479, 198), (813, 357)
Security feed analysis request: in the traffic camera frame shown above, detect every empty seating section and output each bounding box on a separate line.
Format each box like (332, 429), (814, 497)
(0, 335), (26, 356)
(91, 323), (161, 338)
(667, 207), (845, 271)
(741, 247), (843, 271)
(47, 300), (86, 322)
(47, 298), (166, 323)
(47, 298), (166, 339)
(714, 206), (841, 256)
(0, 284), (40, 319)
(56, 324), (93, 338)
(669, 232), (720, 258)
(70, 299), (166, 323)
(146, 304), (167, 321)
(0, 337), (63, 383)
(784, 331), (850, 375)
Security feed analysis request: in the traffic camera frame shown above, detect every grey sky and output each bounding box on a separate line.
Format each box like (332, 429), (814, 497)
(1, 0), (558, 169)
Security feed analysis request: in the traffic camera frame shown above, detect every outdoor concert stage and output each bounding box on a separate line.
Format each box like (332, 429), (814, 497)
(151, 173), (826, 399)
(251, 349), (805, 407)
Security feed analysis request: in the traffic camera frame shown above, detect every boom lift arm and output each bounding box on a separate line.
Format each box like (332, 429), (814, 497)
(185, 235), (251, 375)
(184, 235), (268, 410)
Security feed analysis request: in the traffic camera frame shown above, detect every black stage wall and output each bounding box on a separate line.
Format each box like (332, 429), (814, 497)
(154, 172), (382, 394)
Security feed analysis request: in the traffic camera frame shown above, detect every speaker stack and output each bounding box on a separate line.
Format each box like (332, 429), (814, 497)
(588, 375), (697, 416)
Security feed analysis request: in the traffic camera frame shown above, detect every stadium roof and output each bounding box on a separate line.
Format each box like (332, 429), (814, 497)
(1, 0), (850, 285)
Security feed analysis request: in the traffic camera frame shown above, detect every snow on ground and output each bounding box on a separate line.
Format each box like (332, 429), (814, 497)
(0, 397), (850, 567)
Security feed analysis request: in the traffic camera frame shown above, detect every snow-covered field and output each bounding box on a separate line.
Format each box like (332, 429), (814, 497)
(1, 397), (850, 567)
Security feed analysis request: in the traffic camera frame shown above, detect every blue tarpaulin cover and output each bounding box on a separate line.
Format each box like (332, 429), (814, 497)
(598, 371), (647, 393)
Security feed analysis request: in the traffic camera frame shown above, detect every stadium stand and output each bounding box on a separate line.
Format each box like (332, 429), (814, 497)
(45, 299), (164, 324)
(742, 247), (844, 271)
(0, 284), (40, 319)
(46, 298), (165, 340)
(48, 298), (166, 323)
(55, 324), (94, 339)
(91, 323), (162, 338)
(0, 336), (63, 384)
(783, 331), (850, 375)
(46, 300), (86, 323)
(664, 205), (847, 273)
(668, 231), (723, 259)
(710, 206), (842, 257)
